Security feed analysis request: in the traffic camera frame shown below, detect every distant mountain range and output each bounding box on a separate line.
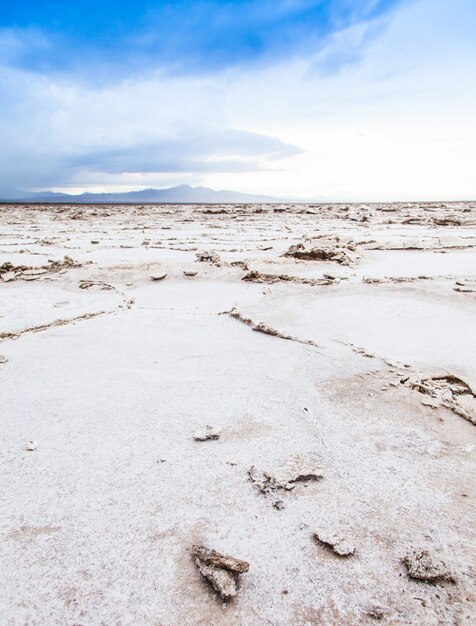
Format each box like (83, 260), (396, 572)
(0, 184), (285, 204)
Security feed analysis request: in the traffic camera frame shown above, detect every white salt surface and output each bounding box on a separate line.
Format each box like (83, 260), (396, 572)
(0, 202), (475, 625)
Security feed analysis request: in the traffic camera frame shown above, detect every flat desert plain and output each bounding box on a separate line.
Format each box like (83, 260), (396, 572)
(1, 202), (475, 625)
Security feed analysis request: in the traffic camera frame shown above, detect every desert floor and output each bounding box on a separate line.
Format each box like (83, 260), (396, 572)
(1, 202), (475, 625)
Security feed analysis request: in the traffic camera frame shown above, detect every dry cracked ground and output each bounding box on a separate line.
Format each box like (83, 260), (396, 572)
(0, 201), (475, 625)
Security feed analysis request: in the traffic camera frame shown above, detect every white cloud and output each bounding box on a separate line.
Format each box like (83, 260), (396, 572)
(212, 0), (476, 199)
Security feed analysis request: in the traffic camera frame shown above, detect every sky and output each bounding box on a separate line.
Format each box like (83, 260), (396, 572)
(0, 0), (475, 201)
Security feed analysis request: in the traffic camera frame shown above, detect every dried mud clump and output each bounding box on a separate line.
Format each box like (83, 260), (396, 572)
(1, 256), (81, 282)
(230, 260), (249, 270)
(195, 251), (222, 266)
(79, 279), (115, 290)
(284, 235), (361, 267)
(192, 545), (249, 600)
(401, 371), (476, 424)
(402, 549), (455, 584)
(242, 270), (337, 286)
(433, 216), (462, 226)
(203, 208), (229, 214)
(249, 455), (323, 493)
(313, 530), (356, 557)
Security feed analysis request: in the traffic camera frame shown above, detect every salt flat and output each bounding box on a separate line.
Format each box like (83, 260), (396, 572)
(1, 202), (475, 625)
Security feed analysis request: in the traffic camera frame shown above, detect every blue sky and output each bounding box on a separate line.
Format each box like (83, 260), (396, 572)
(1, 0), (475, 199)
(1, 1), (400, 73)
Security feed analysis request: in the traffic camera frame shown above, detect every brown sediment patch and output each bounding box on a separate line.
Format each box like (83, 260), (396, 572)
(227, 416), (273, 442)
(9, 524), (60, 542)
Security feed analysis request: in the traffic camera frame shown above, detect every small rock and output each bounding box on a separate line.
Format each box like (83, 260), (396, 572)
(26, 441), (38, 452)
(184, 271), (198, 277)
(273, 499), (285, 510)
(194, 425), (222, 441)
(151, 274), (167, 281)
(0, 355), (8, 364)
